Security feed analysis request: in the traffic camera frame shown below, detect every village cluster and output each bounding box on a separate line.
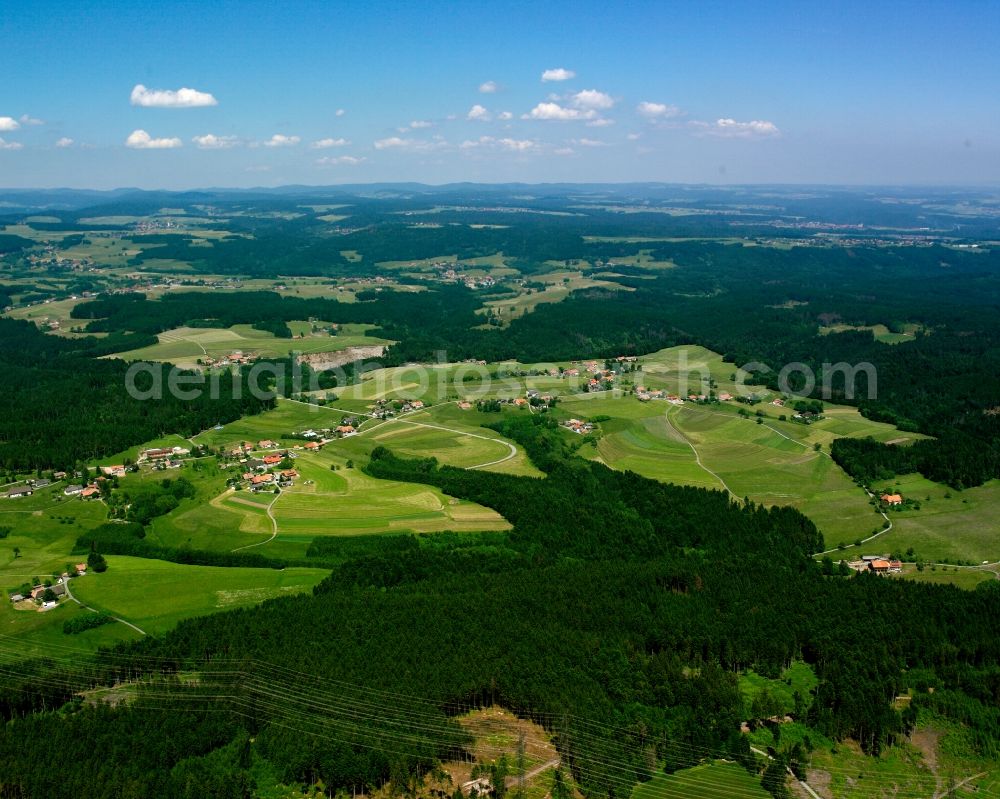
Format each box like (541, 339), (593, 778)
(198, 350), (260, 368)
(424, 260), (497, 290)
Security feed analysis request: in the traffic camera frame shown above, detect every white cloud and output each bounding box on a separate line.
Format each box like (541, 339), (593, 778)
(497, 111), (513, 121)
(19, 114), (44, 126)
(373, 136), (445, 152)
(499, 137), (534, 151)
(0, 117), (19, 132)
(523, 102), (596, 121)
(311, 137), (350, 148)
(692, 118), (780, 138)
(467, 104), (491, 121)
(626, 132), (642, 141)
(571, 138), (607, 147)
(460, 135), (535, 152)
(335, 108), (346, 116)
(55, 137), (74, 148)
(316, 155), (366, 166)
(263, 134), (300, 147)
(409, 120), (432, 129)
(130, 83), (218, 108)
(0, 138), (23, 151)
(637, 101), (681, 119)
(374, 136), (411, 150)
(192, 133), (239, 149)
(572, 89), (614, 110)
(125, 129), (182, 149)
(586, 118), (615, 128)
(541, 68), (575, 82)
(554, 147), (575, 156)
(479, 81), (499, 93)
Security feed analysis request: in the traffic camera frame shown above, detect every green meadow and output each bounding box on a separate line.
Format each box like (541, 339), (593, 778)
(70, 556), (327, 635)
(632, 762), (770, 799)
(108, 321), (391, 368)
(835, 473), (1000, 564)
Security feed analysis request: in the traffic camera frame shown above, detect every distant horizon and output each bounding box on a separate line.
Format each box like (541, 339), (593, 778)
(4, 180), (1000, 194)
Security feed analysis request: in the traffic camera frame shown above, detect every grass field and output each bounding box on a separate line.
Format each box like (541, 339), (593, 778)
(557, 345), (933, 548)
(108, 322), (391, 368)
(70, 556), (327, 635)
(5, 296), (99, 336)
(567, 393), (888, 547)
(835, 473), (1000, 564)
(0, 482), (142, 657)
(632, 762), (769, 799)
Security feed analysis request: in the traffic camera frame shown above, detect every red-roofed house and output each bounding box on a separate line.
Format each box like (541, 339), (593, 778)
(880, 493), (903, 506)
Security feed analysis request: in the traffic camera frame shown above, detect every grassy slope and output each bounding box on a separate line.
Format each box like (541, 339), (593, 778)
(70, 556), (327, 635)
(633, 762), (769, 799)
(108, 322), (391, 367)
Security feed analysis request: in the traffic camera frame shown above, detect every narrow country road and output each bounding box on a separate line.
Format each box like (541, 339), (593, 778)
(231, 489), (281, 552)
(63, 576), (147, 636)
(749, 745), (821, 799)
(664, 406), (737, 499)
(283, 397), (521, 469)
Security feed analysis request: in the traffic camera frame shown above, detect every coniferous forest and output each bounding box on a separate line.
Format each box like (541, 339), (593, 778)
(1, 185), (1000, 798)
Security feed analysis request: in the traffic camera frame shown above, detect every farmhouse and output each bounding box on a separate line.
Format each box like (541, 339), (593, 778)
(304, 441), (322, 451)
(336, 425), (356, 436)
(75, 563), (87, 575)
(251, 473), (274, 486)
(142, 447), (174, 461)
(719, 392), (734, 401)
(81, 485), (101, 499)
(63, 484), (85, 496)
(100, 465), (126, 478)
(457, 401), (473, 410)
(262, 454), (283, 466)
(30, 583), (66, 601)
(4, 487), (33, 499)
(880, 493), (904, 506)
(258, 440), (278, 449)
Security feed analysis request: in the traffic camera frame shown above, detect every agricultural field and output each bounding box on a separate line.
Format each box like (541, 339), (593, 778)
(5, 296), (100, 336)
(480, 268), (633, 325)
(69, 556), (327, 635)
(836, 473), (1000, 565)
(819, 322), (924, 345)
(107, 321), (391, 368)
(555, 345), (936, 548)
(0, 482), (142, 658)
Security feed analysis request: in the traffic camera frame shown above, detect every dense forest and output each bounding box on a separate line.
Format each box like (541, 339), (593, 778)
(0, 318), (274, 472)
(68, 237), (1000, 487)
(3, 187), (1000, 796)
(2, 416), (999, 798)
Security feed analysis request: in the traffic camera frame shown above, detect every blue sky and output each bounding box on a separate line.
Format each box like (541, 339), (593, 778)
(1, 0), (998, 188)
